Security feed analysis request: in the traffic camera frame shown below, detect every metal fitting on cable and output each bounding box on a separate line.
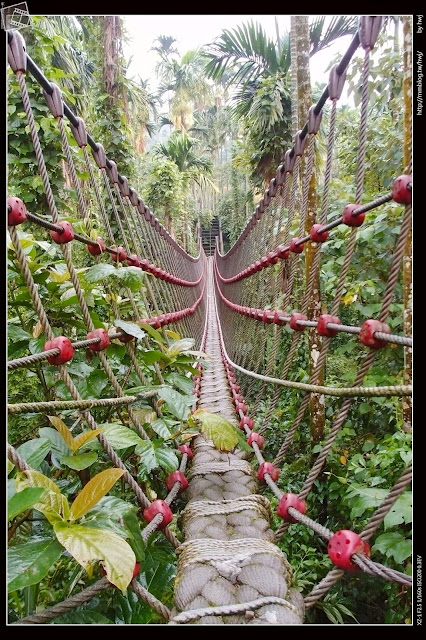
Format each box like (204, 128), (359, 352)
(119, 175), (130, 198)
(43, 82), (64, 118)
(275, 163), (286, 186)
(129, 188), (139, 207)
(7, 30), (27, 73)
(284, 149), (296, 174)
(307, 105), (322, 135)
(294, 130), (307, 157)
(70, 116), (87, 147)
(91, 142), (107, 169)
(268, 177), (278, 197)
(358, 16), (383, 51)
(328, 64), (347, 101)
(106, 159), (119, 184)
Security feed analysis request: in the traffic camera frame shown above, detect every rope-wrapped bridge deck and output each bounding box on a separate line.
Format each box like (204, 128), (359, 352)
(7, 17), (412, 625)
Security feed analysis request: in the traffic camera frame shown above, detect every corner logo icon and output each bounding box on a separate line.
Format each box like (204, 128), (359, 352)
(1, 2), (32, 30)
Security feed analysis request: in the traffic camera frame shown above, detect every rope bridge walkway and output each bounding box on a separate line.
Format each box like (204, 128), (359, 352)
(7, 17), (412, 625)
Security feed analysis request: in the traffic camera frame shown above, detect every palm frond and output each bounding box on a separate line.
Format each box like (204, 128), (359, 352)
(205, 20), (279, 87)
(309, 16), (358, 56)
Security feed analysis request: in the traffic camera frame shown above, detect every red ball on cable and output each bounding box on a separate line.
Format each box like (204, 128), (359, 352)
(143, 500), (173, 528)
(257, 462), (280, 482)
(50, 220), (74, 244)
(247, 432), (265, 449)
(328, 530), (370, 571)
(7, 197), (27, 226)
(43, 336), (74, 365)
(87, 328), (110, 351)
(277, 493), (307, 523)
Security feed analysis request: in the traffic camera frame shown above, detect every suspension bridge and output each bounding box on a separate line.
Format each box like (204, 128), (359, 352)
(7, 17), (412, 625)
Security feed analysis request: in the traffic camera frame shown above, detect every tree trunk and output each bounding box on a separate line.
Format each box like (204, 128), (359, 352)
(402, 16), (412, 433)
(103, 17), (120, 106)
(290, 16), (299, 137)
(293, 16), (325, 443)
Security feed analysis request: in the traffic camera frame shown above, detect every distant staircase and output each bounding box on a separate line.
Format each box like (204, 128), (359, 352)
(200, 217), (220, 256)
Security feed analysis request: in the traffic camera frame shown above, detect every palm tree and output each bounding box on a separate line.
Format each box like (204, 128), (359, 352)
(155, 46), (213, 131)
(153, 131), (217, 246)
(154, 130), (216, 189)
(205, 17), (358, 185)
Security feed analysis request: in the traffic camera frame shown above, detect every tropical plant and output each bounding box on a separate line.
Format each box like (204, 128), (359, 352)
(205, 18), (358, 185)
(156, 47), (213, 131)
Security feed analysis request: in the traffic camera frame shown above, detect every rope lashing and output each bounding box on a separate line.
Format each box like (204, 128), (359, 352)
(181, 495), (271, 520)
(169, 595), (299, 624)
(176, 538), (293, 577)
(187, 460), (254, 480)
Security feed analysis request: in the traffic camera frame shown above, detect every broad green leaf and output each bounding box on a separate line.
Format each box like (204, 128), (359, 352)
(15, 469), (61, 495)
(61, 452), (98, 470)
(150, 419), (171, 438)
(8, 538), (63, 592)
(123, 510), (145, 562)
(82, 515), (128, 537)
(49, 268), (70, 283)
(8, 479), (16, 500)
(8, 487), (45, 521)
(166, 372), (194, 396)
(158, 387), (190, 421)
(99, 423), (144, 450)
(345, 487), (388, 519)
(29, 336), (45, 354)
(38, 427), (71, 459)
(113, 538), (176, 623)
(54, 521), (135, 593)
(69, 468), (124, 521)
(154, 444), (179, 473)
(372, 531), (404, 555)
(16, 437), (51, 469)
(115, 319), (146, 340)
(85, 496), (138, 519)
(167, 338), (195, 356)
(135, 441), (158, 474)
(84, 263), (116, 283)
(47, 416), (75, 450)
(51, 611), (114, 624)
(142, 349), (170, 365)
(8, 459), (14, 475)
(384, 492), (412, 530)
(8, 325), (32, 342)
(138, 323), (164, 344)
(81, 496), (136, 537)
(193, 409), (238, 452)
(373, 532), (412, 564)
(15, 470), (70, 524)
(73, 429), (103, 452)
(391, 540), (412, 564)
(114, 266), (146, 289)
(135, 441), (179, 475)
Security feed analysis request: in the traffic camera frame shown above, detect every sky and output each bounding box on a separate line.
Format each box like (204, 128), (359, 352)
(122, 14), (355, 92)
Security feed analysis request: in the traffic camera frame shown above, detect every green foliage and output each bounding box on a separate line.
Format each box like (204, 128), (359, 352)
(8, 538), (64, 592)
